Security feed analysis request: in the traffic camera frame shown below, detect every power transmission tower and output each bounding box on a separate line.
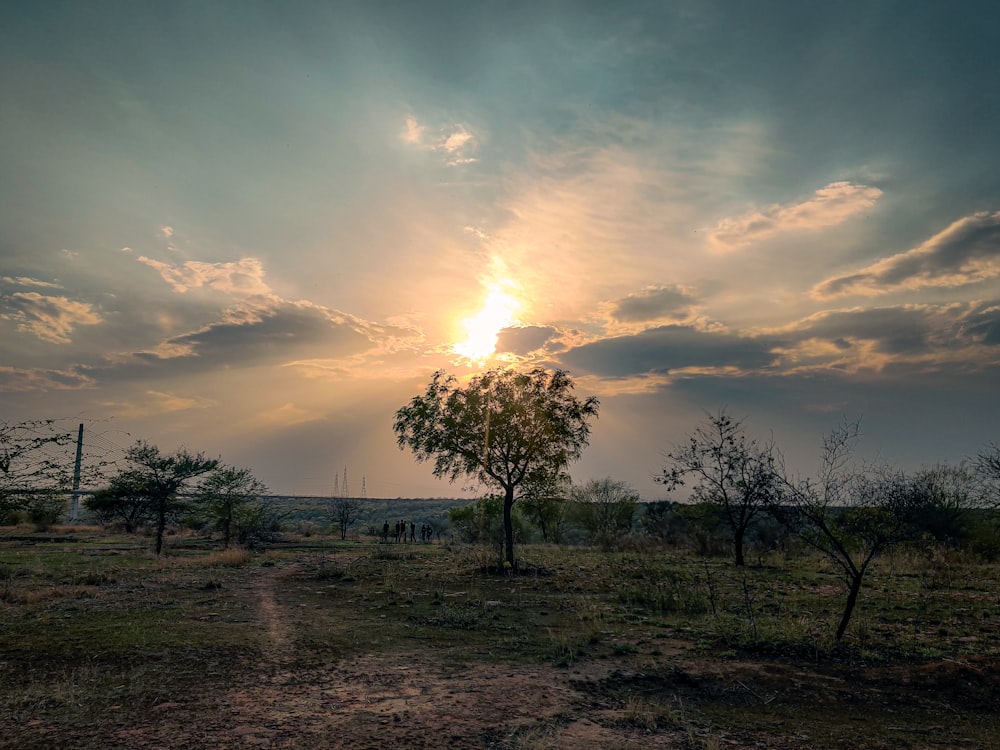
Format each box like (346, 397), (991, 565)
(342, 466), (349, 498)
(361, 476), (366, 499)
(333, 474), (340, 498)
(70, 423), (84, 521)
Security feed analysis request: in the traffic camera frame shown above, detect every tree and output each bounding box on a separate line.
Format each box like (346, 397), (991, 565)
(114, 441), (219, 555)
(85, 473), (151, 532)
(976, 443), (1000, 508)
(909, 463), (981, 547)
(0, 419), (74, 519)
(448, 495), (518, 547)
(658, 409), (780, 566)
(779, 420), (933, 640)
(519, 470), (571, 543)
(572, 477), (639, 548)
(394, 367), (599, 567)
(331, 496), (362, 541)
(521, 494), (569, 543)
(195, 466), (269, 548)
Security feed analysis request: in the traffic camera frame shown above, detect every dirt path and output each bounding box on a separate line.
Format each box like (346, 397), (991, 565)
(102, 562), (702, 749)
(253, 564), (292, 660)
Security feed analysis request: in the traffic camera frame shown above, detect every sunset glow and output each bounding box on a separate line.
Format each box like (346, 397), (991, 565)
(2, 2), (999, 499)
(452, 285), (520, 362)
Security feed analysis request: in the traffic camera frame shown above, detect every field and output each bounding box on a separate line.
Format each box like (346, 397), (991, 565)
(1, 527), (998, 749)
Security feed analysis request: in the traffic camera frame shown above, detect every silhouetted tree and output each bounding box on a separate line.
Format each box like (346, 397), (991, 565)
(519, 470), (571, 543)
(86, 473), (151, 532)
(659, 409), (780, 566)
(394, 367), (599, 567)
(331, 496), (362, 541)
(977, 443), (1000, 508)
(779, 420), (934, 640)
(572, 477), (639, 548)
(112, 441), (219, 555)
(195, 466), (269, 548)
(910, 463), (981, 546)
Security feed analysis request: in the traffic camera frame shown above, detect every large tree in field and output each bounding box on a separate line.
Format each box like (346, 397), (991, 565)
(394, 367), (599, 567)
(658, 409), (780, 566)
(116, 441), (219, 555)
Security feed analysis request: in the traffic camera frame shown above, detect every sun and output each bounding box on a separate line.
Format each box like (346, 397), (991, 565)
(453, 284), (520, 362)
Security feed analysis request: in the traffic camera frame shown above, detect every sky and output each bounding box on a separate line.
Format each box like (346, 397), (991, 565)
(2, 1), (1000, 500)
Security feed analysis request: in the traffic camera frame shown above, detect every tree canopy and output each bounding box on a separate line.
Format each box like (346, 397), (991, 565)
(114, 441), (219, 555)
(394, 367), (599, 566)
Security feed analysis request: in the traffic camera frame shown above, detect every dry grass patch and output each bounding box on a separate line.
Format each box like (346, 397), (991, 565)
(0, 582), (97, 605)
(155, 547), (252, 568)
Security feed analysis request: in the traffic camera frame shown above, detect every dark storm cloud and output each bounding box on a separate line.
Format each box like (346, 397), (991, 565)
(813, 211), (1000, 299)
(559, 325), (780, 377)
(610, 285), (696, 322)
(495, 325), (558, 355)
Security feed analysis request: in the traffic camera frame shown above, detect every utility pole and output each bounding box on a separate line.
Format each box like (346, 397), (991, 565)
(70, 423), (84, 522)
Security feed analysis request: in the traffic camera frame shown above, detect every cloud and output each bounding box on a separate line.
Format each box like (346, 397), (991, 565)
(812, 211), (1000, 299)
(0, 292), (102, 343)
(1, 277), (62, 289)
(92, 252), (427, 385)
(141, 300), (374, 367)
(609, 285), (697, 323)
(401, 115), (426, 145)
(495, 325), (558, 355)
(709, 181), (882, 250)
(400, 114), (478, 165)
(250, 402), (323, 428)
(160, 225), (174, 238)
(137, 256), (274, 297)
(559, 324), (779, 378)
(99, 390), (216, 418)
(0, 366), (95, 392)
(474, 117), (770, 326)
(556, 301), (1000, 386)
(963, 303), (1000, 346)
(767, 302), (1000, 375)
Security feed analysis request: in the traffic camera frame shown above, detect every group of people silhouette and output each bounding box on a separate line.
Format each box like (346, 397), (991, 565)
(381, 519), (435, 543)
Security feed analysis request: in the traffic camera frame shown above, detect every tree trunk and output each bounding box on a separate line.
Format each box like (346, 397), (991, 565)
(503, 485), (516, 569)
(734, 526), (745, 567)
(835, 572), (864, 641)
(154, 498), (166, 556)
